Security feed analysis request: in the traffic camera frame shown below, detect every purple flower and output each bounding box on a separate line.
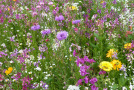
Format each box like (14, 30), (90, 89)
(112, 0), (117, 4)
(31, 25), (40, 31)
(72, 20), (81, 24)
(91, 85), (98, 90)
(0, 51), (7, 57)
(56, 31), (68, 41)
(89, 78), (98, 84)
(97, 9), (101, 14)
(41, 29), (51, 35)
(39, 44), (48, 52)
(55, 15), (64, 21)
(112, 52), (118, 59)
(10, 36), (15, 42)
(102, 2), (106, 8)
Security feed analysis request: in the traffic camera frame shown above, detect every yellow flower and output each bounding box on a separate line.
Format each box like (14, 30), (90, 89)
(124, 43), (132, 49)
(111, 60), (122, 71)
(106, 49), (117, 58)
(99, 61), (113, 71)
(8, 8), (10, 11)
(101, 1), (104, 4)
(69, 6), (77, 10)
(5, 67), (13, 75)
(13, 0), (16, 1)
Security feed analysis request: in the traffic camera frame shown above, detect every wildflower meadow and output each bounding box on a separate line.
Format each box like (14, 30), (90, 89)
(0, 0), (134, 90)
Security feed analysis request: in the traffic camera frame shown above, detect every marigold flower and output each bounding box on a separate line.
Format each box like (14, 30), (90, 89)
(124, 43), (132, 49)
(111, 60), (122, 71)
(99, 61), (113, 71)
(5, 67), (13, 75)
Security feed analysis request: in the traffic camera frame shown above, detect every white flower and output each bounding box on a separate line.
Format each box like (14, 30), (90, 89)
(19, 50), (23, 53)
(29, 71), (32, 74)
(1, 43), (6, 47)
(5, 79), (9, 82)
(35, 67), (41, 71)
(10, 60), (14, 63)
(30, 55), (34, 60)
(67, 85), (80, 90)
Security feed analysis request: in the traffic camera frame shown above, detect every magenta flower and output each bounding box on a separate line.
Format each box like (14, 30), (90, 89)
(84, 76), (89, 84)
(73, 49), (77, 57)
(76, 79), (83, 86)
(0, 74), (4, 81)
(11, 72), (21, 81)
(91, 85), (98, 90)
(56, 31), (68, 41)
(79, 65), (90, 76)
(89, 77), (98, 84)
(86, 59), (96, 63)
(75, 57), (85, 66)
(99, 70), (106, 75)
(22, 76), (32, 90)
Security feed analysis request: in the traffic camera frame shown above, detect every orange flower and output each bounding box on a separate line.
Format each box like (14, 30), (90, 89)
(106, 49), (117, 58)
(111, 60), (122, 71)
(5, 67), (13, 75)
(126, 31), (132, 37)
(13, 0), (17, 1)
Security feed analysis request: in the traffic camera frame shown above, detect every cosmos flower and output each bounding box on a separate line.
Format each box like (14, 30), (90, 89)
(110, 60), (122, 71)
(56, 31), (68, 41)
(5, 67), (13, 75)
(99, 61), (113, 71)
